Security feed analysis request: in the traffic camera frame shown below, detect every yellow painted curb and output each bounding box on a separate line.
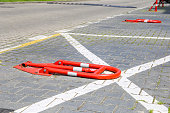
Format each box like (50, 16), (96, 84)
(0, 33), (61, 54)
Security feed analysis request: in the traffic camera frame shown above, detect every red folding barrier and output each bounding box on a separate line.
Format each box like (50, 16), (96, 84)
(14, 60), (121, 80)
(158, 0), (165, 7)
(149, 0), (165, 12)
(123, 19), (161, 23)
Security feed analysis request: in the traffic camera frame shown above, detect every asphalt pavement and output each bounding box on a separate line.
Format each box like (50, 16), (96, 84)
(0, 0), (153, 50)
(0, 0), (170, 113)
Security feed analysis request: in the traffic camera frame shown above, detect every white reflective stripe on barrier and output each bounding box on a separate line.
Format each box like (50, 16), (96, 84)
(80, 63), (89, 67)
(73, 67), (83, 72)
(144, 19), (149, 23)
(155, 4), (158, 6)
(68, 72), (77, 76)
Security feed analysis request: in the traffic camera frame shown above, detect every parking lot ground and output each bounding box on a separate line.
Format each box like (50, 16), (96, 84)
(0, 4), (170, 113)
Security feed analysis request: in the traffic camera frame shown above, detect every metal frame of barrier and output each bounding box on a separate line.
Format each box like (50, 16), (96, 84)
(14, 60), (121, 80)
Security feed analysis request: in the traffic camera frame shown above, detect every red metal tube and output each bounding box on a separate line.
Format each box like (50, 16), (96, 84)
(14, 60), (121, 80)
(21, 61), (96, 73)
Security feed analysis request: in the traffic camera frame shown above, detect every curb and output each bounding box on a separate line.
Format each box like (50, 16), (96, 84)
(46, 2), (137, 8)
(0, 1), (50, 4)
(0, 0), (92, 4)
(0, 1), (137, 8)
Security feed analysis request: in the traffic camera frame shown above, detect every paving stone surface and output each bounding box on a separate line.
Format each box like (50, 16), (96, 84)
(129, 62), (170, 108)
(0, 36), (94, 110)
(0, 4), (170, 113)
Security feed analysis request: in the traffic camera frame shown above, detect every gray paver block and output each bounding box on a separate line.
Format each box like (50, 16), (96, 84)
(115, 105), (141, 113)
(19, 95), (46, 103)
(41, 90), (58, 98)
(73, 93), (104, 104)
(40, 84), (59, 91)
(0, 100), (12, 109)
(0, 35), (95, 110)
(80, 103), (116, 113)
(41, 100), (84, 113)
(0, 85), (22, 94)
(103, 98), (134, 108)
(16, 88), (48, 97)
(15, 81), (40, 88)
(0, 92), (24, 102)
(8, 101), (32, 110)
(93, 90), (123, 99)
(129, 62), (170, 107)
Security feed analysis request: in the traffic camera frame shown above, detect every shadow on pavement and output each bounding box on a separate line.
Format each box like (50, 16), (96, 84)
(0, 108), (14, 113)
(162, 5), (170, 14)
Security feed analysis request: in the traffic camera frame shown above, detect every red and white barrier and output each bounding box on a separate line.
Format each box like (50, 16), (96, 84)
(149, 0), (165, 12)
(158, 0), (165, 7)
(14, 60), (121, 80)
(123, 19), (162, 23)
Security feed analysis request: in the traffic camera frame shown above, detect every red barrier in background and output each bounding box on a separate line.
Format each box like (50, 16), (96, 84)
(123, 19), (162, 23)
(149, 0), (165, 12)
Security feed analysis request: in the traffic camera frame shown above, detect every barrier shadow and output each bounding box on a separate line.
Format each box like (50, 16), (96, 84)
(0, 108), (14, 113)
(162, 5), (170, 14)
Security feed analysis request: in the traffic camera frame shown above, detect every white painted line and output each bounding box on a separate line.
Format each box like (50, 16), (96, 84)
(29, 35), (47, 40)
(97, 14), (124, 21)
(60, 33), (108, 65)
(0, 33), (60, 54)
(61, 33), (169, 113)
(14, 5), (169, 113)
(123, 55), (170, 78)
(0, 45), (22, 53)
(117, 77), (167, 112)
(67, 33), (170, 40)
(74, 25), (88, 28)
(15, 33), (169, 113)
(55, 29), (73, 33)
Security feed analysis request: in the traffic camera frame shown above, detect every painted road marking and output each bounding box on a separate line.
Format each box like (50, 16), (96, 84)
(62, 33), (169, 113)
(61, 33), (108, 65)
(14, 33), (169, 113)
(29, 35), (47, 40)
(67, 33), (170, 40)
(55, 29), (73, 33)
(0, 34), (60, 54)
(117, 77), (167, 112)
